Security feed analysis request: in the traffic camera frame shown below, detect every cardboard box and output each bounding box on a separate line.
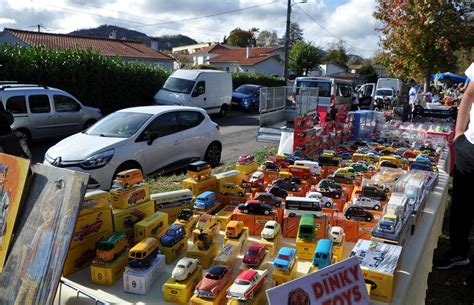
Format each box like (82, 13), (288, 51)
(212, 240), (241, 267)
(215, 205), (237, 228)
(134, 211), (168, 242)
(296, 237), (317, 261)
(90, 250), (128, 285)
(223, 227), (249, 249)
(156, 202), (193, 223)
(231, 210), (277, 236)
(163, 265), (203, 304)
(112, 201), (155, 243)
(263, 170), (280, 184)
(159, 238), (188, 264)
(123, 254), (165, 294)
(216, 193), (249, 205)
(260, 231), (281, 257)
(80, 190), (110, 216)
(187, 242), (219, 269)
(63, 230), (113, 276)
(71, 208), (113, 247)
(350, 239), (403, 302)
(333, 217), (359, 242)
(282, 215), (300, 238)
(109, 183), (151, 209)
(236, 161), (258, 175)
(182, 176), (217, 197)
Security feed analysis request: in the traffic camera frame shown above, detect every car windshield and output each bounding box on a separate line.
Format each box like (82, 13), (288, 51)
(85, 112), (152, 138)
(235, 85), (258, 95)
(205, 273), (221, 280)
(277, 254), (289, 260)
(266, 225), (274, 229)
(295, 80), (331, 97)
(162, 77), (195, 94)
(176, 265), (185, 268)
(247, 250), (258, 256)
(235, 280), (250, 285)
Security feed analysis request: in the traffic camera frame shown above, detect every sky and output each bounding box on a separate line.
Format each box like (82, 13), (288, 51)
(0, 0), (383, 58)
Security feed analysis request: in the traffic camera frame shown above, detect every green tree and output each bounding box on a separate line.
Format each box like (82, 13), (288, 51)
(289, 41), (322, 76)
(374, 1), (471, 90)
(324, 40), (349, 68)
(281, 22), (304, 48)
(227, 27), (259, 47)
(256, 30), (279, 46)
(359, 60), (378, 83)
(347, 55), (363, 66)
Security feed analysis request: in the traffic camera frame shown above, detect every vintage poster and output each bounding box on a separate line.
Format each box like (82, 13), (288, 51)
(266, 257), (370, 305)
(0, 164), (88, 305)
(0, 153), (30, 272)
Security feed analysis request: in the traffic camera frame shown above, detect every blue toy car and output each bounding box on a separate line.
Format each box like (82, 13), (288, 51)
(231, 84), (262, 111)
(160, 224), (186, 247)
(410, 161), (435, 172)
(194, 191), (217, 210)
(313, 239), (333, 269)
(273, 247), (297, 272)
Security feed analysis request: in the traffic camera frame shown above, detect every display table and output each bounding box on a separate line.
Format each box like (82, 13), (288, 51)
(55, 159), (450, 305)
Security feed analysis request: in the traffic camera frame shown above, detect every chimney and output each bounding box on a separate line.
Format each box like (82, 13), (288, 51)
(246, 47), (250, 58)
(108, 30), (117, 40)
(150, 40), (159, 51)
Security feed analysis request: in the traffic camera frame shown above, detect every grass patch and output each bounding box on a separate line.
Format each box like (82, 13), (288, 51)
(147, 146), (277, 194)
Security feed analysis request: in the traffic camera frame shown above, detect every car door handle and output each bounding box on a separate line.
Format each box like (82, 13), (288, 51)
(203, 97), (207, 101)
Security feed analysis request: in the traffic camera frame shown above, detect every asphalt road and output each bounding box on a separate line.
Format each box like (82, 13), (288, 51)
(29, 110), (277, 165)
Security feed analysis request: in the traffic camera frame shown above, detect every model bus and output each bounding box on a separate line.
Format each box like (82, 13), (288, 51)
(128, 237), (159, 269)
(151, 189), (193, 210)
(285, 196), (322, 217)
(95, 231), (127, 262)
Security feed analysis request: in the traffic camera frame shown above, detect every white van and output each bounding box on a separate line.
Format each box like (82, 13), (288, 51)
(294, 160), (321, 175)
(154, 69), (232, 117)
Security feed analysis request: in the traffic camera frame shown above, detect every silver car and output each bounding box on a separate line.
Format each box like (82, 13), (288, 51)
(0, 83), (102, 141)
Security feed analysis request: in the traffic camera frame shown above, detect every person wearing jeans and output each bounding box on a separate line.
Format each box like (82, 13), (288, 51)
(434, 63), (474, 287)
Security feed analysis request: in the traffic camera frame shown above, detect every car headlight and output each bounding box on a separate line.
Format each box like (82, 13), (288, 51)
(242, 98), (250, 105)
(80, 149), (114, 169)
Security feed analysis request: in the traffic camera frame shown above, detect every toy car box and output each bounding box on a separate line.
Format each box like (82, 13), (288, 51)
(109, 183), (151, 209)
(134, 211), (168, 242)
(182, 176), (217, 197)
(90, 250), (129, 286)
(112, 201), (155, 243)
(80, 190), (110, 216)
(123, 254), (165, 295)
(70, 208), (113, 248)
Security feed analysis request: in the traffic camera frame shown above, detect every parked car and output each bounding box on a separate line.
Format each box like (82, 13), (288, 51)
(262, 161), (280, 172)
(361, 185), (387, 201)
(355, 160), (375, 170)
(242, 243), (266, 266)
(253, 192), (282, 207)
(343, 206), (374, 222)
(267, 185), (288, 198)
(195, 214), (220, 232)
(237, 200), (274, 215)
(273, 247), (297, 272)
(349, 163), (369, 173)
(352, 196), (382, 210)
(271, 178), (299, 192)
(261, 220), (281, 240)
(227, 269), (268, 300)
(44, 106), (222, 190)
(221, 183), (246, 197)
(0, 83), (102, 141)
(231, 84), (262, 111)
(195, 265), (232, 299)
(160, 224), (186, 247)
(172, 257), (199, 281)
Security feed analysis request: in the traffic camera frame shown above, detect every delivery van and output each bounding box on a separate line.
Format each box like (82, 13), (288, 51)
(154, 69), (232, 117)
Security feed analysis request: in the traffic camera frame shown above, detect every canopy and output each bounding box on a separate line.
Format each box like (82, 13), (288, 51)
(431, 72), (468, 84)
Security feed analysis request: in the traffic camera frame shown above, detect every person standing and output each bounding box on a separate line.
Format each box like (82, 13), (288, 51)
(408, 79), (420, 119)
(434, 62), (474, 287)
(0, 103), (29, 158)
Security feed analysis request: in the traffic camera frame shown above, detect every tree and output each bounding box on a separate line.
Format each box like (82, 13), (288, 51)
(227, 27), (259, 47)
(256, 30), (279, 46)
(289, 41), (322, 76)
(347, 55), (363, 66)
(373, 1), (471, 91)
(359, 59), (378, 83)
(324, 40), (349, 68)
(281, 22), (304, 48)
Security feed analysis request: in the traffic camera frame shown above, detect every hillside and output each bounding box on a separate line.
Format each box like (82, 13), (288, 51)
(69, 24), (197, 51)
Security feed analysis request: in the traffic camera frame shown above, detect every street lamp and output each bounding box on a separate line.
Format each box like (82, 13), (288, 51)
(284, 0), (306, 82)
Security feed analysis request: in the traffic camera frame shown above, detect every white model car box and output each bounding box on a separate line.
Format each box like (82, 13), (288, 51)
(123, 254), (165, 294)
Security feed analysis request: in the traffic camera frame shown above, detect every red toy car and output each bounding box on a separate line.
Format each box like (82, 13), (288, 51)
(242, 243), (266, 266)
(237, 155), (255, 164)
(74, 220), (103, 241)
(195, 265), (232, 299)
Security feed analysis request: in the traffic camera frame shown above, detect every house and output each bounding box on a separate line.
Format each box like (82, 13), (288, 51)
(171, 42), (221, 55)
(190, 44), (284, 76)
(0, 28), (174, 70)
(309, 63), (347, 77)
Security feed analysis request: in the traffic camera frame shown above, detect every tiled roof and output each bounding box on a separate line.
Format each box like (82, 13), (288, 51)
(3, 28), (172, 61)
(193, 43), (230, 55)
(209, 46), (282, 66)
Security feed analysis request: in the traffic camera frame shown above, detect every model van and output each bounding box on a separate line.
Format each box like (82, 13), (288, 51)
(194, 191), (217, 210)
(294, 160), (321, 175)
(128, 237), (159, 268)
(298, 214), (316, 240)
(96, 231), (127, 262)
(112, 169), (144, 189)
(154, 69), (232, 117)
(312, 239), (333, 269)
(225, 220), (244, 239)
(187, 161), (212, 180)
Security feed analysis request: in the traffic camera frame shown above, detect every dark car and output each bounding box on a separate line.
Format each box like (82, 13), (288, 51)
(231, 84), (262, 111)
(263, 161), (280, 172)
(177, 209), (193, 222)
(316, 187), (343, 199)
(317, 179), (342, 191)
(327, 174), (353, 185)
(318, 155), (340, 167)
(253, 192), (282, 207)
(267, 186), (288, 198)
(338, 152), (353, 160)
(160, 224), (186, 247)
(379, 160), (399, 169)
(344, 206), (373, 222)
(361, 186), (387, 201)
(237, 201), (274, 215)
(271, 178), (299, 192)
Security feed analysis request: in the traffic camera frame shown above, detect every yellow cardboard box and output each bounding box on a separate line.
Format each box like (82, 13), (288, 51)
(163, 265), (203, 304)
(187, 242), (219, 269)
(71, 208), (113, 247)
(236, 161), (258, 175)
(134, 211), (168, 242)
(109, 183), (151, 209)
(295, 237), (317, 261)
(182, 176), (217, 197)
(80, 190), (110, 216)
(215, 205), (236, 228)
(112, 201), (155, 232)
(156, 202), (194, 223)
(90, 250), (128, 285)
(159, 238), (188, 264)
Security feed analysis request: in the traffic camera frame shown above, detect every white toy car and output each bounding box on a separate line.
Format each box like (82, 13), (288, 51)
(306, 191), (333, 208)
(352, 196), (381, 210)
(171, 257), (199, 281)
(329, 226), (345, 243)
(227, 269), (268, 300)
(260, 220), (280, 240)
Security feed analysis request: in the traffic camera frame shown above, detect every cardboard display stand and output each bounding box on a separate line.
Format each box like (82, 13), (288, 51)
(123, 254), (165, 295)
(163, 265), (203, 304)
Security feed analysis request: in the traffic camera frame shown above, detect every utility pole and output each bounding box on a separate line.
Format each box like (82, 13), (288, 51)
(37, 24), (41, 32)
(284, 0), (291, 82)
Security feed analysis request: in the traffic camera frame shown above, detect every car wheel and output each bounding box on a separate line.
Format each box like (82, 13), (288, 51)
(264, 210), (270, 215)
(219, 104), (228, 118)
(243, 210), (249, 214)
(204, 142), (222, 168)
(238, 192), (244, 197)
(83, 119), (97, 131)
(345, 215), (351, 220)
(374, 205), (380, 210)
(366, 216), (372, 222)
(325, 202), (332, 208)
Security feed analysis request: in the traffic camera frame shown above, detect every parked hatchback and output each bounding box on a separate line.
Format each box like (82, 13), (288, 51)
(44, 106), (222, 190)
(0, 83), (102, 141)
(231, 84), (262, 111)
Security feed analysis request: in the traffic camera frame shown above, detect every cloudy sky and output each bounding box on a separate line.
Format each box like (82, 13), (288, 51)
(0, 0), (383, 58)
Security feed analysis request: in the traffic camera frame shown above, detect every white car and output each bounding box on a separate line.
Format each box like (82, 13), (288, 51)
(355, 161), (375, 170)
(329, 226), (345, 243)
(44, 106), (222, 190)
(172, 257), (199, 281)
(227, 269), (268, 300)
(352, 196), (381, 210)
(261, 220), (280, 240)
(306, 191), (333, 208)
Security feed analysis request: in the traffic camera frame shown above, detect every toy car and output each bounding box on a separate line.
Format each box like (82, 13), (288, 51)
(267, 186), (288, 198)
(317, 179), (342, 191)
(249, 171), (264, 187)
(242, 243), (266, 266)
(349, 163), (369, 173)
(237, 154), (255, 164)
(379, 160), (399, 169)
(271, 178), (299, 192)
(361, 185), (387, 201)
(177, 209), (193, 222)
(74, 249), (96, 268)
(327, 174), (353, 185)
(225, 220), (244, 238)
(273, 247), (297, 272)
(195, 214), (220, 232)
(227, 269), (268, 300)
(316, 187), (343, 199)
(329, 226), (344, 243)
(355, 160), (376, 170)
(368, 182), (391, 193)
(334, 167), (356, 179)
(318, 155), (340, 167)
(74, 220), (103, 241)
(194, 191), (217, 210)
(262, 161), (280, 172)
(343, 206), (373, 222)
(253, 192), (282, 207)
(306, 191), (333, 208)
(195, 265), (233, 299)
(112, 168), (144, 189)
(237, 200), (274, 215)
(221, 183), (246, 197)
(160, 224), (186, 247)
(172, 257), (199, 281)
(352, 196), (381, 210)
(261, 220), (281, 240)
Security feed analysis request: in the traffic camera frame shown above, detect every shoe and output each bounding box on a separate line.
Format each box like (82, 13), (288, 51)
(434, 254), (470, 270)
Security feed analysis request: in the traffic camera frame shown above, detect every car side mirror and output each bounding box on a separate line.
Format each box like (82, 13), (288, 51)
(147, 131), (160, 145)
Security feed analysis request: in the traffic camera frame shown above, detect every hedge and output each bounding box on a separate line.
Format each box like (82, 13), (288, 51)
(0, 44), (286, 113)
